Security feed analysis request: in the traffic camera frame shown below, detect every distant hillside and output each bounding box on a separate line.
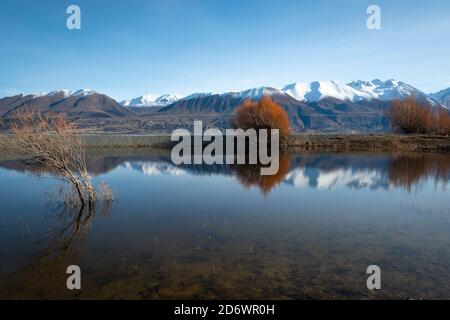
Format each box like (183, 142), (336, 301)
(429, 88), (450, 108)
(0, 80), (445, 133)
(158, 88), (392, 132)
(0, 90), (131, 119)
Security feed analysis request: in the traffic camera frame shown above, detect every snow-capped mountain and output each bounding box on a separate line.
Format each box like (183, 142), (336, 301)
(2, 79), (447, 133)
(177, 87), (283, 101)
(124, 79), (438, 107)
(30, 89), (97, 98)
(60, 89), (97, 97)
(174, 79), (435, 104)
(347, 79), (434, 103)
(120, 94), (183, 107)
(180, 92), (214, 101)
(282, 81), (369, 102)
(228, 87), (284, 100)
(158, 79), (439, 133)
(278, 79), (436, 104)
(0, 89), (129, 118)
(429, 88), (450, 108)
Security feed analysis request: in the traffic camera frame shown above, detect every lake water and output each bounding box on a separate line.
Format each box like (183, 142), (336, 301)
(0, 149), (450, 299)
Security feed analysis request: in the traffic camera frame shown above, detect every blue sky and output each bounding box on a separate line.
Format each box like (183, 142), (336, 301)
(1, 0), (449, 100)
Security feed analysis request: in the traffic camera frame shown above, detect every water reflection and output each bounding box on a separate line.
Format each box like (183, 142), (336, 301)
(388, 154), (450, 191)
(42, 185), (113, 259)
(117, 153), (450, 192)
(1, 152), (450, 194)
(6, 183), (115, 298)
(235, 154), (291, 195)
(1, 150), (450, 299)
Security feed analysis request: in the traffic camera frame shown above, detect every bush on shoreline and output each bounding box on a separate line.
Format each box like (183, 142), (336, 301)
(234, 96), (292, 142)
(388, 97), (450, 135)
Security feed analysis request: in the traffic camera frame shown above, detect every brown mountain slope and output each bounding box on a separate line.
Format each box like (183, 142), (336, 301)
(1, 91), (131, 118)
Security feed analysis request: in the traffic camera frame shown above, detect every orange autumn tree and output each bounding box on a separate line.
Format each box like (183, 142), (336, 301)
(387, 96), (450, 135)
(235, 96), (291, 142)
(433, 106), (450, 135)
(388, 97), (433, 134)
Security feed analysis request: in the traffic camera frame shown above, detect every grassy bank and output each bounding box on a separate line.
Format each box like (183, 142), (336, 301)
(289, 134), (450, 153)
(1, 133), (450, 155)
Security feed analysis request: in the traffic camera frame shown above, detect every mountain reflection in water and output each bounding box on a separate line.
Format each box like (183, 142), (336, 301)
(1, 152), (449, 194)
(1, 150), (450, 299)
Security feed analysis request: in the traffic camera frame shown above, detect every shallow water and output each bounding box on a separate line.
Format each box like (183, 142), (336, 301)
(0, 149), (450, 299)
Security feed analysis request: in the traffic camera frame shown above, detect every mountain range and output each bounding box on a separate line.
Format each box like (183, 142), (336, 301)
(1, 80), (448, 133)
(122, 79), (440, 106)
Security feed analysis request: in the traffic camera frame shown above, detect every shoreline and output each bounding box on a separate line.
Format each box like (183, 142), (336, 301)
(1, 133), (450, 154)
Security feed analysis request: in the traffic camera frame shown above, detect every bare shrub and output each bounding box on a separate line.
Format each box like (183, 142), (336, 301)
(97, 181), (115, 203)
(432, 106), (450, 135)
(387, 97), (433, 134)
(95, 181), (116, 217)
(235, 96), (292, 142)
(6, 110), (95, 207)
(47, 184), (83, 211)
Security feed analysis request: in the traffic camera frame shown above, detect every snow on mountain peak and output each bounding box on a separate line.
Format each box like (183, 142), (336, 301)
(429, 87), (450, 108)
(156, 94), (184, 105)
(25, 89), (97, 99)
(180, 92), (214, 101)
(280, 79), (437, 104)
(282, 80), (369, 102)
(46, 89), (96, 98)
(30, 92), (49, 98)
(120, 94), (183, 107)
(68, 89), (96, 97)
(346, 79), (425, 101)
(281, 79), (432, 104)
(229, 86), (283, 100)
(119, 79), (440, 107)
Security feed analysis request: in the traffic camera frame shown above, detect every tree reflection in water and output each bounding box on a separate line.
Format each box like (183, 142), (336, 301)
(1, 150), (450, 299)
(388, 154), (450, 191)
(8, 183), (115, 298)
(235, 154), (291, 195)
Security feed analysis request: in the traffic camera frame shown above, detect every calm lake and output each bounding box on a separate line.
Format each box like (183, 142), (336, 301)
(0, 149), (450, 299)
